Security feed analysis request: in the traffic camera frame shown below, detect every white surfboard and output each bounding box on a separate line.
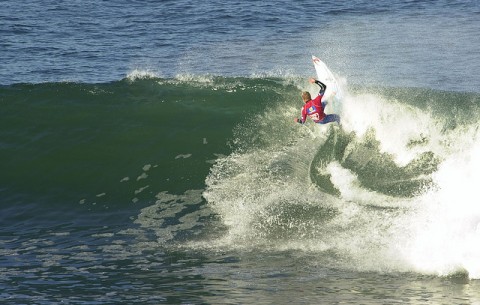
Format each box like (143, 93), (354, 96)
(312, 55), (342, 114)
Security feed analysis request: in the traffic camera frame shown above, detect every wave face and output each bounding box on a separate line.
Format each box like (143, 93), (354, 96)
(2, 76), (480, 287)
(0, 76), (283, 204)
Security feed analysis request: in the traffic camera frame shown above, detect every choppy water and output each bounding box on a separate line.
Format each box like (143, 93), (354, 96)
(2, 0), (480, 304)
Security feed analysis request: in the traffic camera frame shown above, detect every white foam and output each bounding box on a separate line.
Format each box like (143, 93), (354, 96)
(126, 68), (159, 81)
(341, 91), (444, 166)
(334, 91), (480, 278)
(327, 161), (412, 208)
(175, 154), (192, 159)
(402, 131), (480, 278)
(174, 73), (215, 84)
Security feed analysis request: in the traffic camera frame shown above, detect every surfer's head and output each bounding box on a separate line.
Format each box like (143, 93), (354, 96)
(301, 91), (311, 102)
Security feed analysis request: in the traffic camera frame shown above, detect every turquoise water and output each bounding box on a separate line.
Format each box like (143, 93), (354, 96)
(2, 0), (480, 304)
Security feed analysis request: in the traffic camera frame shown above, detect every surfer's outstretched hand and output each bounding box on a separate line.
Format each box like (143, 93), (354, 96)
(309, 78), (316, 84)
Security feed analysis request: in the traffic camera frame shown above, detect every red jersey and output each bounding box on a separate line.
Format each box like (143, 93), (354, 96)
(301, 94), (325, 123)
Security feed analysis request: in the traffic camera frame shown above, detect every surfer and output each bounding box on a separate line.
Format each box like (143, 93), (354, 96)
(294, 78), (340, 125)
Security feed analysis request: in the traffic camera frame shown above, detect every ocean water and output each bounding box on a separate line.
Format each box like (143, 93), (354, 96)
(2, 0), (480, 304)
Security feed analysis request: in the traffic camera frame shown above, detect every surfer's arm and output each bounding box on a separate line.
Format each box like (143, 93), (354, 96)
(295, 106), (307, 124)
(295, 117), (305, 124)
(309, 77), (326, 95)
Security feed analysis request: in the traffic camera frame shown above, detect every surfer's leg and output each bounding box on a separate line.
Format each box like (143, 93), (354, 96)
(318, 114), (340, 125)
(322, 101), (328, 109)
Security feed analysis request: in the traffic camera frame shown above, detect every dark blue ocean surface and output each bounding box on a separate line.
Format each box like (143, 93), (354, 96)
(2, 1), (480, 304)
(2, 0), (479, 91)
